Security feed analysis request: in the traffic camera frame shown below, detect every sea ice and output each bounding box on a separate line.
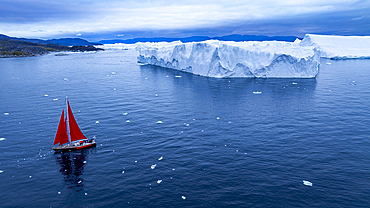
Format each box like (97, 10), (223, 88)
(182, 196), (186, 200)
(3, 113), (9, 115)
(58, 192), (61, 194)
(158, 156), (163, 160)
(126, 120), (130, 123)
(303, 180), (313, 186)
(0, 138), (6, 141)
(95, 121), (100, 124)
(44, 94), (49, 97)
(157, 180), (162, 184)
(157, 121), (163, 124)
(300, 34), (370, 59)
(253, 91), (262, 94)
(151, 164), (157, 169)
(0, 170), (3, 173)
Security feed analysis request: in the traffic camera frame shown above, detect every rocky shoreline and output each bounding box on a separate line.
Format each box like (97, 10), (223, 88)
(0, 38), (103, 58)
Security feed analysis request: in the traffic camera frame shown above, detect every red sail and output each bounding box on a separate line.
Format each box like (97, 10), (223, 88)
(54, 109), (69, 145)
(67, 101), (86, 142)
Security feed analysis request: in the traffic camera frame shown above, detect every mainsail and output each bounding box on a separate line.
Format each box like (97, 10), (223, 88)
(53, 109), (69, 145)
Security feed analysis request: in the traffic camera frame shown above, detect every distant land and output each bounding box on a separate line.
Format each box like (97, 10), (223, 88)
(0, 34), (103, 58)
(98, 34), (300, 44)
(0, 34), (101, 46)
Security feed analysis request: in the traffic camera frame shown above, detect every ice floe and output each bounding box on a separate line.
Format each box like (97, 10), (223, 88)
(3, 113), (9, 115)
(151, 164), (157, 169)
(157, 180), (162, 184)
(182, 196), (186, 200)
(157, 121), (163, 124)
(158, 156), (163, 161)
(253, 91), (262, 94)
(0, 138), (6, 141)
(303, 180), (313, 186)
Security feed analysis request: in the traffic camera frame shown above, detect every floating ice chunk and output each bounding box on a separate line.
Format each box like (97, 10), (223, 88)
(216, 117), (220, 120)
(155, 94), (158, 96)
(151, 164), (157, 169)
(186, 123), (189, 126)
(0, 170), (3, 173)
(172, 168), (175, 170)
(303, 180), (313, 186)
(182, 196), (186, 200)
(326, 63), (332, 65)
(78, 180), (82, 184)
(122, 171), (125, 174)
(83, 161), (87, 164)
(64, 78), (69, 81)
(157, 180), (162, 184)
(44, 94), (49, 97)
(253, 91), (262, 94)
(123, 113), (128, 115)
(175, 76), (182, 78)
(292, 82), (298, 85)
(351, 81), (357, 85)
(4, 113), (9, 115)
(135, 161), (137, 163)
(53, 98), (59, 101)
(111, 72), (117, 75)
(126, 120), (130, 123)
(158, 156), (163, 161)
(145, 78), (148, 79)
(95, 121), (100, 124)
(157, 121), (163, 124)
(85, 193), (88, 196)
(0, 138), (5, 141)
(29, 176), (32, 178)
(113, 88), (116, 90)
(58, 191), (61, 194)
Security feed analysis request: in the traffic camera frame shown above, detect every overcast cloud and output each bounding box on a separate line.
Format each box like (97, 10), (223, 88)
(0, 0), (369, 40)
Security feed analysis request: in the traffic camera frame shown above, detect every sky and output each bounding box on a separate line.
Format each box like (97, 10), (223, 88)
(0, 0), (370, 41)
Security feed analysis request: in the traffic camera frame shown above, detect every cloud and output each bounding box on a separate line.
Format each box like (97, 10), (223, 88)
(0, 0), (369, 38)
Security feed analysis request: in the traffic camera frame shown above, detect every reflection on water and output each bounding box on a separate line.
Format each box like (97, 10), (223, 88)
(54, 149), (95, 191)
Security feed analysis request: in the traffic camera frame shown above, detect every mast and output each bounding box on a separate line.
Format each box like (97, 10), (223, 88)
(66, 96), (71, 144)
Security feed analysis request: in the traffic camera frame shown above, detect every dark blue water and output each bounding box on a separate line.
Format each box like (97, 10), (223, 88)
(0, 51), (370, 207)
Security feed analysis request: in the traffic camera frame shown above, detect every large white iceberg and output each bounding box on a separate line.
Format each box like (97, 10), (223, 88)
(136, 40), (320, 78)
(101, 34), (370, 78)
(300, 34), (370, 59)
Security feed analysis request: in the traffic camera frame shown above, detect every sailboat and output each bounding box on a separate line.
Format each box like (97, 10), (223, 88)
(53, 97), (96, 152)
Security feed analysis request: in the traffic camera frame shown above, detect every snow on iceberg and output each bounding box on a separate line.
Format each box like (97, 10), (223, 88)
(300, 34), (370, 59)
(136, 40), (320, 78)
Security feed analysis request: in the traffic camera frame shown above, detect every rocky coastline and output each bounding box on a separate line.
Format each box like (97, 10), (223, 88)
(0, 37), (104, 58)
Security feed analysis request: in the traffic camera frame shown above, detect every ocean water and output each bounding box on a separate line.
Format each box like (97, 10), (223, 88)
(0, 50), (369, 207)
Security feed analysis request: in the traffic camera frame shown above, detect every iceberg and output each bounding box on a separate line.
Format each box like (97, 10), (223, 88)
(136, 40), (320, 78)
(300, 34), (370, 59)
(101, 34), (370, 78)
